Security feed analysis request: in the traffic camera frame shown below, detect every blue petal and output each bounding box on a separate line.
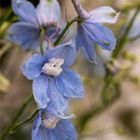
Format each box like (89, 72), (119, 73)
(21, 54), (46, 80)
(32, 123), (51, 140)
(45, 26), (58, 38)
(46, 78), (68, 115)
(76, 24), (97, 63)
(32, 110), (63, 140)
(36, 0), (61, 25)
(12, 0), (38, 26)
(84, 22), (116, 51)
(32, 110), (55, 140)
(89, 6), (120, 24)
(76, 25), (83, 50)
(33, 75), (50, 109)
(32, 118), (77, 140)
(53, 119), (77, 140)
(55, 68), (84, 98)
(32, 113), (42, 139)
(82, 42), (97, 64)
(45, 40), (76, 67)
(7, 22), (40, 50)
(45, 108), (75, 120)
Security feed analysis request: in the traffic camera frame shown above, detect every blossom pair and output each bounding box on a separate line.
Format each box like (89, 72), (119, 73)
(22, 40), (84, 140)
(8, 0), (119, 63)
(8, 0), (83, 139)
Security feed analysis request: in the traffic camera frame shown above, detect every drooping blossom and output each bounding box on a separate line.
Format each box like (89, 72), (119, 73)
(7, 0), (62, 50)
(32, 109), (77, 140)
(21, 40), (84, 115)
(71, 0), (120, 63)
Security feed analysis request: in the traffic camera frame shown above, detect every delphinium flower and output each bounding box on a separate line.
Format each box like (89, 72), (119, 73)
(71, 0), (120, 63)
(21, 40), (84, 115)
(7, 0), (62, 51)
(32, 109), (77, 140)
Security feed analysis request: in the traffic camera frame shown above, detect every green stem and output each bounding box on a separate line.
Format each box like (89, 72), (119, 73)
(102, 7), (140, 101)
(0, 95), (33, 140)
(101, 75), (114, 104)
(0, 42), (12, 59)
(112, 7), (140, 58)
(40, 28), (45, 55)
(10, 109), (39, 134)
(54, 18), (78, 46)
(128, 34), (140, 42)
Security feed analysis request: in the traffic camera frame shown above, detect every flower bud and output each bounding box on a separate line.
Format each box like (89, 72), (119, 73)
(36, 0), (61, 26)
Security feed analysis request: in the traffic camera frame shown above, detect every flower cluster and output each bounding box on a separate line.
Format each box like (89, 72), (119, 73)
(7, 0), (119, 139)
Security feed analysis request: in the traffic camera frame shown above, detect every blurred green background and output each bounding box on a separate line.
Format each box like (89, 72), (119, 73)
(0, 0), (140, 140)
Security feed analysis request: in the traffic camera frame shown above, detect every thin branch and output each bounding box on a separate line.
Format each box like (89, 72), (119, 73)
(54, 17), (78, 46)
(39, 28), (45, 55)
(128, 34), (140, 42)
(10, 109), (39, 134)
(112, 7), (140, 58)
(0, 42), (12, 59)
(0, 95), (33, 140)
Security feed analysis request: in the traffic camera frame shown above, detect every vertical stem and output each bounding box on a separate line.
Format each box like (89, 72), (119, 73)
(101, 75), (113, 104)
(0, 43), (12, 59)
(102, 7), (140, 101)
(112, 7), (140, 58)
(40, 28), (45, 55)
(10, 109), (39, 134)
(0, 95), (33, 140)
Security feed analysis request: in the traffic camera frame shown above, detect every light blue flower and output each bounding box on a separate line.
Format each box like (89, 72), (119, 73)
(32, 109), (77, 140)
(36, 0), (61, 26)
(21, 41), (84, 114)
(7, 0), (61, 50)
(72, 0), (120, 63)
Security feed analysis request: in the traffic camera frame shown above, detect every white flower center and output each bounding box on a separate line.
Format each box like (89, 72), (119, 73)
(42, 116), (60, 129)
(42, 58), (64, 77)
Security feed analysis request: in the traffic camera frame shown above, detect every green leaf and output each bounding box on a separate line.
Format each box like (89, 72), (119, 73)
(0, 73), (10, 93)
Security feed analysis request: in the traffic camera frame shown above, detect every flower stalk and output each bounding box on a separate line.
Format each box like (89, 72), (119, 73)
(0, 95), (33, 140)
(54, 17), (78, 46)
(40, 27), (45, 55)
(112, 7), (140, 58)
(77, 6), (140, 133)
(102, 7), (140, 102)
(10, 109), (39, 134)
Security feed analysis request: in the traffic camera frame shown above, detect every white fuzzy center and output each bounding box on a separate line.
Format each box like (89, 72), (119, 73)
(42, 117), (59, 129)
(42, 58), (64, 77)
